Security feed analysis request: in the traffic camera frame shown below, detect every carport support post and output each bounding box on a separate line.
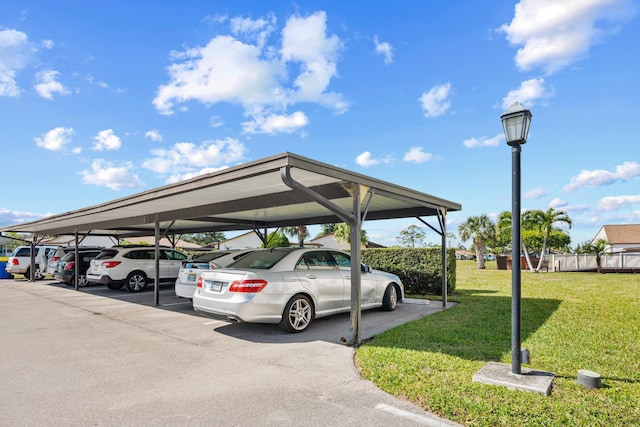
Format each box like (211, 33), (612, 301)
(439, 208), (447, 309)
(74, 231), (79, 290)
(349, 185), (363, 346)
(29, 239), (36, 282)
(154, 218), (160, 306)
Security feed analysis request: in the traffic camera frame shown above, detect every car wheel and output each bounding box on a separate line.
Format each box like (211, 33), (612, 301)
(24, 267), (30, 280)
(280, 295), (313, 333)
(106, 282), (124, 290)
(382, 284), (398, 311)
(77, 275), (89, 287)
(125, 272), (148, 292)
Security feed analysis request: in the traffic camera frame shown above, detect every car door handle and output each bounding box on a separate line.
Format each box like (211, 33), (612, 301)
(345, 276), (350, 279)
(306, 274), (317, 279)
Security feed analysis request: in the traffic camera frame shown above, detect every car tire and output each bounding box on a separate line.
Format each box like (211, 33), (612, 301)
(24, 267), (30, 280)
(64, 280), (74, 287)
(78, 275), (89, 287)
(280, 294), (313, 333)
(125, 271), (148, 292)
(382, 284), (398, 311)
(106, 282), (124, 290)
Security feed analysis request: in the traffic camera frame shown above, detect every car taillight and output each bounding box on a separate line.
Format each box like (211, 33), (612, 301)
(101, 261), (121, 268)
(197, 276), (203, 288)
(65, 262), (75, 271)
(229, 279), (267, 293)
(50, 256), (60, 264)
(11, 259), (19, 265)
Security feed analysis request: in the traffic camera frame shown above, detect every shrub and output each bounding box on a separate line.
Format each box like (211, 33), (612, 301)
(361, 247), (456, 295)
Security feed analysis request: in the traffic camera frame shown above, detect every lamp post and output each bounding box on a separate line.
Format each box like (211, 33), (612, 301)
(501, 102), (532, 375)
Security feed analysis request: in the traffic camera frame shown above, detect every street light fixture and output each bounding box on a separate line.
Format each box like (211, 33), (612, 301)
(501, 102), (532, 375)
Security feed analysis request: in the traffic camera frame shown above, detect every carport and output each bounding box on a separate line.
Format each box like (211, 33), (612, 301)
(0, 152), (461, 345)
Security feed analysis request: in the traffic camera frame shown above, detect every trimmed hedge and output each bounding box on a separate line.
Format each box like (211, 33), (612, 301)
(361, 247), (456, 295)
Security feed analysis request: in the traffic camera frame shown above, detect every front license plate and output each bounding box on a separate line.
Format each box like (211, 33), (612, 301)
(210, 281), (223, 292)
(187, 273), (196, 281)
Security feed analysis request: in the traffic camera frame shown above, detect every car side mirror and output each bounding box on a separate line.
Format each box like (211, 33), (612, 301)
(361, 264), (371, 273)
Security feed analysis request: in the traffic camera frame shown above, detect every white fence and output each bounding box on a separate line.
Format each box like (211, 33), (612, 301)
(550, 253), (640, 272)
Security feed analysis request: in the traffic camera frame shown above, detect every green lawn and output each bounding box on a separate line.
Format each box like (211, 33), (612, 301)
(356, 261), (640, 426)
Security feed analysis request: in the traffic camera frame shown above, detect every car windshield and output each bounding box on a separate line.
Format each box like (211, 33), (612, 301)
(227, 249), (291, 269)
(194, 252), (230, 262)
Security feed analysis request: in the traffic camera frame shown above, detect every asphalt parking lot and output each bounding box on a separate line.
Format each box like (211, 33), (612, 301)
(0, 278), (460, 426)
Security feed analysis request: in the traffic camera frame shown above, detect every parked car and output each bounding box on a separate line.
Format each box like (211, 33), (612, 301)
(175, 249), (255, 301)
(46, 246), (104, 276)
(5, 245), (59, 279)
(193, 248), (403, 332)
(86, 246), (188, 292)
(53, 249), (103, 287)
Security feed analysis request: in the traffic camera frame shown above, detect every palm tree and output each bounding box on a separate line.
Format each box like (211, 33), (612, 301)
(529, 208), (572, 272)
(590, 238), (610, 274)
(334, 223), (369, 246)
(496, 211), (535, 272)
(458, 214), (495, 269)
(283, 226), (309, 248)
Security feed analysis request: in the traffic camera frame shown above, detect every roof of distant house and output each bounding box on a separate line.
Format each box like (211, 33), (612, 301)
(595, 224), (640, 245)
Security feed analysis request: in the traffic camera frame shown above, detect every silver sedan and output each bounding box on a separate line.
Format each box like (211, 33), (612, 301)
(193, 248), (403, 332)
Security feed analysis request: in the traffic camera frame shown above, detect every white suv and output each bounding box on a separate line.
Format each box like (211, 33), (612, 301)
(86, 246), (188, 292)
(6, 245), (60, 279)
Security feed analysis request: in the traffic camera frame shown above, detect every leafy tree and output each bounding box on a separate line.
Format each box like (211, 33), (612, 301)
(181, 232), (226, 247)
(396, 225), (426, 247)
(458, 214), (495, 269)
(283, 226), (309, 248)
(528, 208), (572, 272)
(334, 223), (369, 246)
(262, 231), (290, 248)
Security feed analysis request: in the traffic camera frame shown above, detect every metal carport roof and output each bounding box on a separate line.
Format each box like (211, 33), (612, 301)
(1, 152), (461, 344)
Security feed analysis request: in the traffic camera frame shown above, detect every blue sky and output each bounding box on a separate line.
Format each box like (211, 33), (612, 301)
(1, 0), (639, 248)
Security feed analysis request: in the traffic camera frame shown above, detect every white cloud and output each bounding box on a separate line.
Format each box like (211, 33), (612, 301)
(564, 161), (640, 191)
(419, 83), (451, 118)
(142, 138), (246, 176)
(80, 159), (145, 190)
(374, 35), (393, 64)
(403, 147), (433, 163)
(524, 187), (546, 199)
(92, 129), (122, 151)
(0, 207), (51, 226)
(280, 11), (347, 110)
(463, 133), (503, 148)
(34, 127), (74, 151)
(356, 151), (382, 167)
(502, 78), (553, 110)
(42, 39), (54, 49)
(87, 75), (109, 89)
(242, 111), (308, 134)
(154, 35), (284, 114)
(596, 194), (640, 211)
(230, 14), (276, 49)
(500, 0), (637, 74)
(34, 70), (70, 100)
(153, 11), (347, 134)
(144, 129), (163, 142)
(0, 29), (33, 97)
(549, 197), (566, 208)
